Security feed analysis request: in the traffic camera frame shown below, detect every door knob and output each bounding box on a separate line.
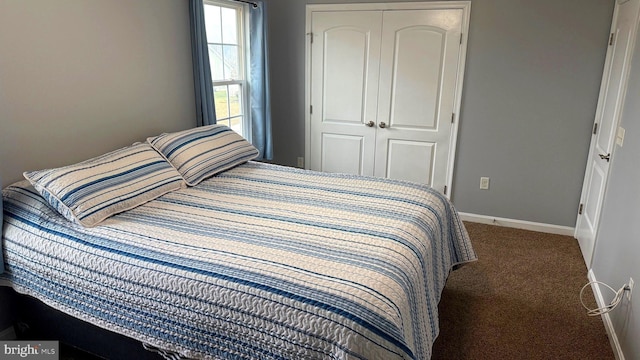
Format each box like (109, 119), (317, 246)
(365, 121), (375, 127)
(599, 153), (611, 162)
(379, 122), (387, 128)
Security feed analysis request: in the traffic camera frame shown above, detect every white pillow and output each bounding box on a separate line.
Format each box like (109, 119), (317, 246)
(23, 143), (186, 227)
(148, 125), (259, 186)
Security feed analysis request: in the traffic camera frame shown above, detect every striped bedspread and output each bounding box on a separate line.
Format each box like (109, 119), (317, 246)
(1, 162), (476, 359)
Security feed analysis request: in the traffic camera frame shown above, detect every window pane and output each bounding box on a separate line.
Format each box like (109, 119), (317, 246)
(221, 7), (238, 45)
(204, 5), (222, 43)
(219, 119), (231, 128)
(223, 45), (239, 80)
(229, 84), (242, 117)
(229, 116), (243, 134)
(214, 85), (229, 119)
(204, 2), (246, 138)
(208, 45), (224, 81)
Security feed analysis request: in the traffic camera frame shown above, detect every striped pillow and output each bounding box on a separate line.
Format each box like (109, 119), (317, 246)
(148, 125), (259, 186)
(23, 143), (186, 227)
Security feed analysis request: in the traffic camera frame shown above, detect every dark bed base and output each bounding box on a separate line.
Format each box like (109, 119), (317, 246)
(9, 288), (163, 360)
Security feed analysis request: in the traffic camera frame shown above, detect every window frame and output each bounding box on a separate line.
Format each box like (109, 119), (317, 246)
(204, 0), (251, 140)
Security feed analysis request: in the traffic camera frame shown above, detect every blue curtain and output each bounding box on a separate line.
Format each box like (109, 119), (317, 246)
(249, 1), (273, 160)
(0, 172), (4, 274)
(189, 0), (217, 127)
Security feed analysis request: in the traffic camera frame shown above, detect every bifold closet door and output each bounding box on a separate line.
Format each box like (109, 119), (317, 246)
(309, 7), (464, 192)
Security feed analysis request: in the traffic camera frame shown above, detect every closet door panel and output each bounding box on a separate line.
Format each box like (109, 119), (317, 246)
(309, 11), (382, 176)
(375, 9), (462, 190)
(323, 29), (368, 122)
(320, 134), (365, 174)
(390, 27), (444, 129)
(385, 140), (435, 184)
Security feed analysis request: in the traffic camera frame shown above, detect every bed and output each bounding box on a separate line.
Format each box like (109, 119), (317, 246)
(0, 125), (476, 359)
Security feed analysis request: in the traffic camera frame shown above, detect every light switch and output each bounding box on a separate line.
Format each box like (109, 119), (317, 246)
(616, 126), (625, 147)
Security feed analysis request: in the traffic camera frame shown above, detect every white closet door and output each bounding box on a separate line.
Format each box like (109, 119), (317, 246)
(309, 11), (382, 176)
(374, 9), (463, 191)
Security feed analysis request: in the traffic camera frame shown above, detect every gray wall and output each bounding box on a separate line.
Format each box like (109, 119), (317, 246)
(267, 0), (614, 227)
(0, 0), (614, 227)
(0, 0), (197, 188)
(591, 26), (640, 359)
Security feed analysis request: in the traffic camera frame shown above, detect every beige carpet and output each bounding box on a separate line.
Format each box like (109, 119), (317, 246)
(431, 222), (614, 360)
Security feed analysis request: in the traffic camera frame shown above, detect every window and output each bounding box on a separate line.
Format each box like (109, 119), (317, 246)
(204, 0), (247, 136)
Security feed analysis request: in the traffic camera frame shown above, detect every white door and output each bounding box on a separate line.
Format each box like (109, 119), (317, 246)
(575, 0), (640, 267)
(307, 3), (469, 195)
(374, 9), (462, 189)
(309, 11), (382, 176)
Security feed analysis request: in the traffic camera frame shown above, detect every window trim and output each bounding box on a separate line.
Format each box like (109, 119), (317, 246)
(204, 0), (251, 140)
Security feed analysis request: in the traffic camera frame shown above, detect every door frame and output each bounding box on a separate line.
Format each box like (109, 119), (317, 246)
(304, 1), (471, 198)
(575, 0), (640, 268)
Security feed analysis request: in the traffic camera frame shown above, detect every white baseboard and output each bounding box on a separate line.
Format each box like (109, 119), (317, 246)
(588, 269), (625, 360)
(0, 326), (16, 340)
(458, 212), (575, 236)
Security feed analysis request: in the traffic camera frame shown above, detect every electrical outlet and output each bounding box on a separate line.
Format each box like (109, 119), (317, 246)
(628, 278), (634, 301)
(297, 157), (305, 168)
(480, 177), (490, 190)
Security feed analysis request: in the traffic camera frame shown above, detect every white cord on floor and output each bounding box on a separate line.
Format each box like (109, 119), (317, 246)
(580, 281), (630, 317)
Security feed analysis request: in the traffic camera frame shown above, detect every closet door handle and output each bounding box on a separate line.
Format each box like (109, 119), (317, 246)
(599, 153), (611, 162)
(378, 122), (387, 129)
(365, 121), (375, 127)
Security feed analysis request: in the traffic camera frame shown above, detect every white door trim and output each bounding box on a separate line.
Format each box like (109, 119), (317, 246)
(304, 1), (471, 198)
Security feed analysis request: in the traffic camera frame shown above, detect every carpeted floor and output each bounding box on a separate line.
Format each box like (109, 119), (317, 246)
(431, 222), (613, 360)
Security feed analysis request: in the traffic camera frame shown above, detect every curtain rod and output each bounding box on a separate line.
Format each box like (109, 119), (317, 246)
(233, 0), (258, 8)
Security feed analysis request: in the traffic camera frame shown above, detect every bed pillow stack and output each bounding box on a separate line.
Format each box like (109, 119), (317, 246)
(23, 125), (258, 227)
